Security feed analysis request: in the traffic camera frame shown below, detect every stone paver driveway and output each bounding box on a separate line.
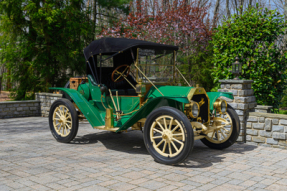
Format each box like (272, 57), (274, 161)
(1, 117), (287, 191)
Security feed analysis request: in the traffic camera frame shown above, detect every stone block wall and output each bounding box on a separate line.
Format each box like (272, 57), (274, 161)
(253, 105), (273, 113)
(35, 93), (62, 117)
(218, 80), (257, 142)
(247, 112), (287, 148)
(0, 101), (40, 119)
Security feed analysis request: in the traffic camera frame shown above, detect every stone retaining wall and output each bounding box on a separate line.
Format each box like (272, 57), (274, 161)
(218, 80), (257, 142)
(35, 93), (62, 117)
(247, 112), (287, 148)
(0, 101), (40, 119)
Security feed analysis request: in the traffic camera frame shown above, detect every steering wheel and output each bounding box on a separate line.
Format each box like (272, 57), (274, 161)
(111, 65), (130, 83)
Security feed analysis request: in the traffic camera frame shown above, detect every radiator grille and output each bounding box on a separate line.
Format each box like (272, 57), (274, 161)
(191, 94), (209, 123)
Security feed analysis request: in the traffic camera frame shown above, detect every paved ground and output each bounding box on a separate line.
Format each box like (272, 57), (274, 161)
(1, 117), (287, 191)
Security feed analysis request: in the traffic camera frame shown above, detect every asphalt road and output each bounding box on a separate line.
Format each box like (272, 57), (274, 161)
(1, 117), (287, 191)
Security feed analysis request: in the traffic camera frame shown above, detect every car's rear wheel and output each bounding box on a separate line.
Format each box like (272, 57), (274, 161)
(49, 98), (79, 143)
(201, 105), (240, 149)
(143, 106), (194, 165)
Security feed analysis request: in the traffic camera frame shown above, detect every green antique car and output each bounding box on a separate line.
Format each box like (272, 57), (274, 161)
(49, 38), (240, 165)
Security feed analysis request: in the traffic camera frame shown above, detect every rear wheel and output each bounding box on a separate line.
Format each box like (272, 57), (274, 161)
(201, 105), (240, 149)
(143, 107), (194, 165)
(49, 98), (79, 143)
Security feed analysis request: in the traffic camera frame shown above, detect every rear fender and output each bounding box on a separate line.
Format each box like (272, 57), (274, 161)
(207, 92), (234, 110)
(49, 87), (105, 127)
(117, 97), (189, 132)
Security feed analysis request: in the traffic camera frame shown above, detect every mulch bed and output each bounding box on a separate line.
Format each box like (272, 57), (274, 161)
(0, 91), (11, 102)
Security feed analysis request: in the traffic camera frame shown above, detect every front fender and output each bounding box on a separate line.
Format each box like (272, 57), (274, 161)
(207, 92), (234, 110)
(49, 87), (105, 127)
(117, 96), (188, 132)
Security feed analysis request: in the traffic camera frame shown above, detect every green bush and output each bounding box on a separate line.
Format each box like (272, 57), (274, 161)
(211, 5), (287, 111)
(178, 45), (214, 91)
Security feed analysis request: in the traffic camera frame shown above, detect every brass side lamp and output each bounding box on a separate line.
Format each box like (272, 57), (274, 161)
(232, 57), (242, 80)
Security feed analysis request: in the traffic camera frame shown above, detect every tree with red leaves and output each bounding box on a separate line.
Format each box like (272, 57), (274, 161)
(99, 0), (215, 89)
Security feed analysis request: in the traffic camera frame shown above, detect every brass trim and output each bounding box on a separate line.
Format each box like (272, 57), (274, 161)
(134, 64), (164, 96)
(175, 66), (191, 87)
(187, 87), (210, 124)
(213, 99), (227, 114)
(136, 48), (139, 82)
(198, 98), (205, 107)
(94, 125), (119, 132)
(185, 101), (200, 118)
(173, 50), (176, 84)
(105, 108), (114, 129)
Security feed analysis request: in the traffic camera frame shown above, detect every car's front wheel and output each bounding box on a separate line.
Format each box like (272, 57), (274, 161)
(201, 105), (240, 149)
(49, 98), (79, 143)
(143, 106), (194, 165)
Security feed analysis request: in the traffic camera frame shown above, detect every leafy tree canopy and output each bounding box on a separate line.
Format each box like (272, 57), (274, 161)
(211, 5), (287, 111)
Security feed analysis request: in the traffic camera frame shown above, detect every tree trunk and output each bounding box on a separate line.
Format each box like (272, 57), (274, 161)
(234, 0), (239, 15)
(6, 69), (11, 91)
(213, 0), (220, 27)
(226, 0), (231, 19)
(249, 0), (252, 7)
(93, 0), (97, 40)
(239, 0), (244, 14)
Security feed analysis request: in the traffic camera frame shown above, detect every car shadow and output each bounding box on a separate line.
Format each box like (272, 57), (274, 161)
(70, 130), (257, 168)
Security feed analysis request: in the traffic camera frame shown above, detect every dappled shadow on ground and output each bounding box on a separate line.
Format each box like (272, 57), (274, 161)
(71, 130), (257, 168)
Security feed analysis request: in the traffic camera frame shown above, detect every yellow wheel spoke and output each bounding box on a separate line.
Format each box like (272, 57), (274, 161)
(152, 136), (162, 139)
(65, 109), (68, 117)
(217, 130), (220, 141)
(162, 141), (167, 153)
(168, 142), (172, 155)
(163, 117), (167, 129)
(66, 123), (71, 130)
(220, 129), (226, 139)
(156, 139), (164, 148)
(172, 138), (184, 145)
(56, 112), (61, 118)
(171, 141), (179, 152)
(156, 121), (165, 131)
(153, 129), (163, 134)
(211, 130), (215, 139)
(222, 127), (230, 134)
(173, 133), (183, 137)
(171, 125), (180, 133)
(169, 118), (173, 130)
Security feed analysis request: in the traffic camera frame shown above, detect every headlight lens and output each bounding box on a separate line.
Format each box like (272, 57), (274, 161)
(189, 102), (200, 118)
(221, 100), (227, 113)
(213, 99), (228, 114)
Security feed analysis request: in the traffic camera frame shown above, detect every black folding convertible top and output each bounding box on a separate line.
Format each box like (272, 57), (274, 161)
(83, 37), (178, 60)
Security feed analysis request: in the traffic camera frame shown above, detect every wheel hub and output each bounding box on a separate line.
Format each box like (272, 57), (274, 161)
(162, 129), (173, 143)
(60, 116), (66, 124)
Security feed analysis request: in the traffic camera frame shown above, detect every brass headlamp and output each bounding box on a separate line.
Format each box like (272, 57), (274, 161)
(185, 101), (200, 118)
(213, 99), (227, 114)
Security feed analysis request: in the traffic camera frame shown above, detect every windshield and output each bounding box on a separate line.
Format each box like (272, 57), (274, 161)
(134, 48), (175, 84)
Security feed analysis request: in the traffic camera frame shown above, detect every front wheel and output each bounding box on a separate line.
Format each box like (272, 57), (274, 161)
(49, 98), (79, 143)
(201, 105), (240, 149)
(143, 106), (194, 165)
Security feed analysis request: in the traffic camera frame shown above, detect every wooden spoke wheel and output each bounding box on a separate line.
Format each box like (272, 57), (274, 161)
(111, 64), (130, 83)
(201, 105), (240, 149)
(144, 107), (194, 165)
(49, 98), (79, 143)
